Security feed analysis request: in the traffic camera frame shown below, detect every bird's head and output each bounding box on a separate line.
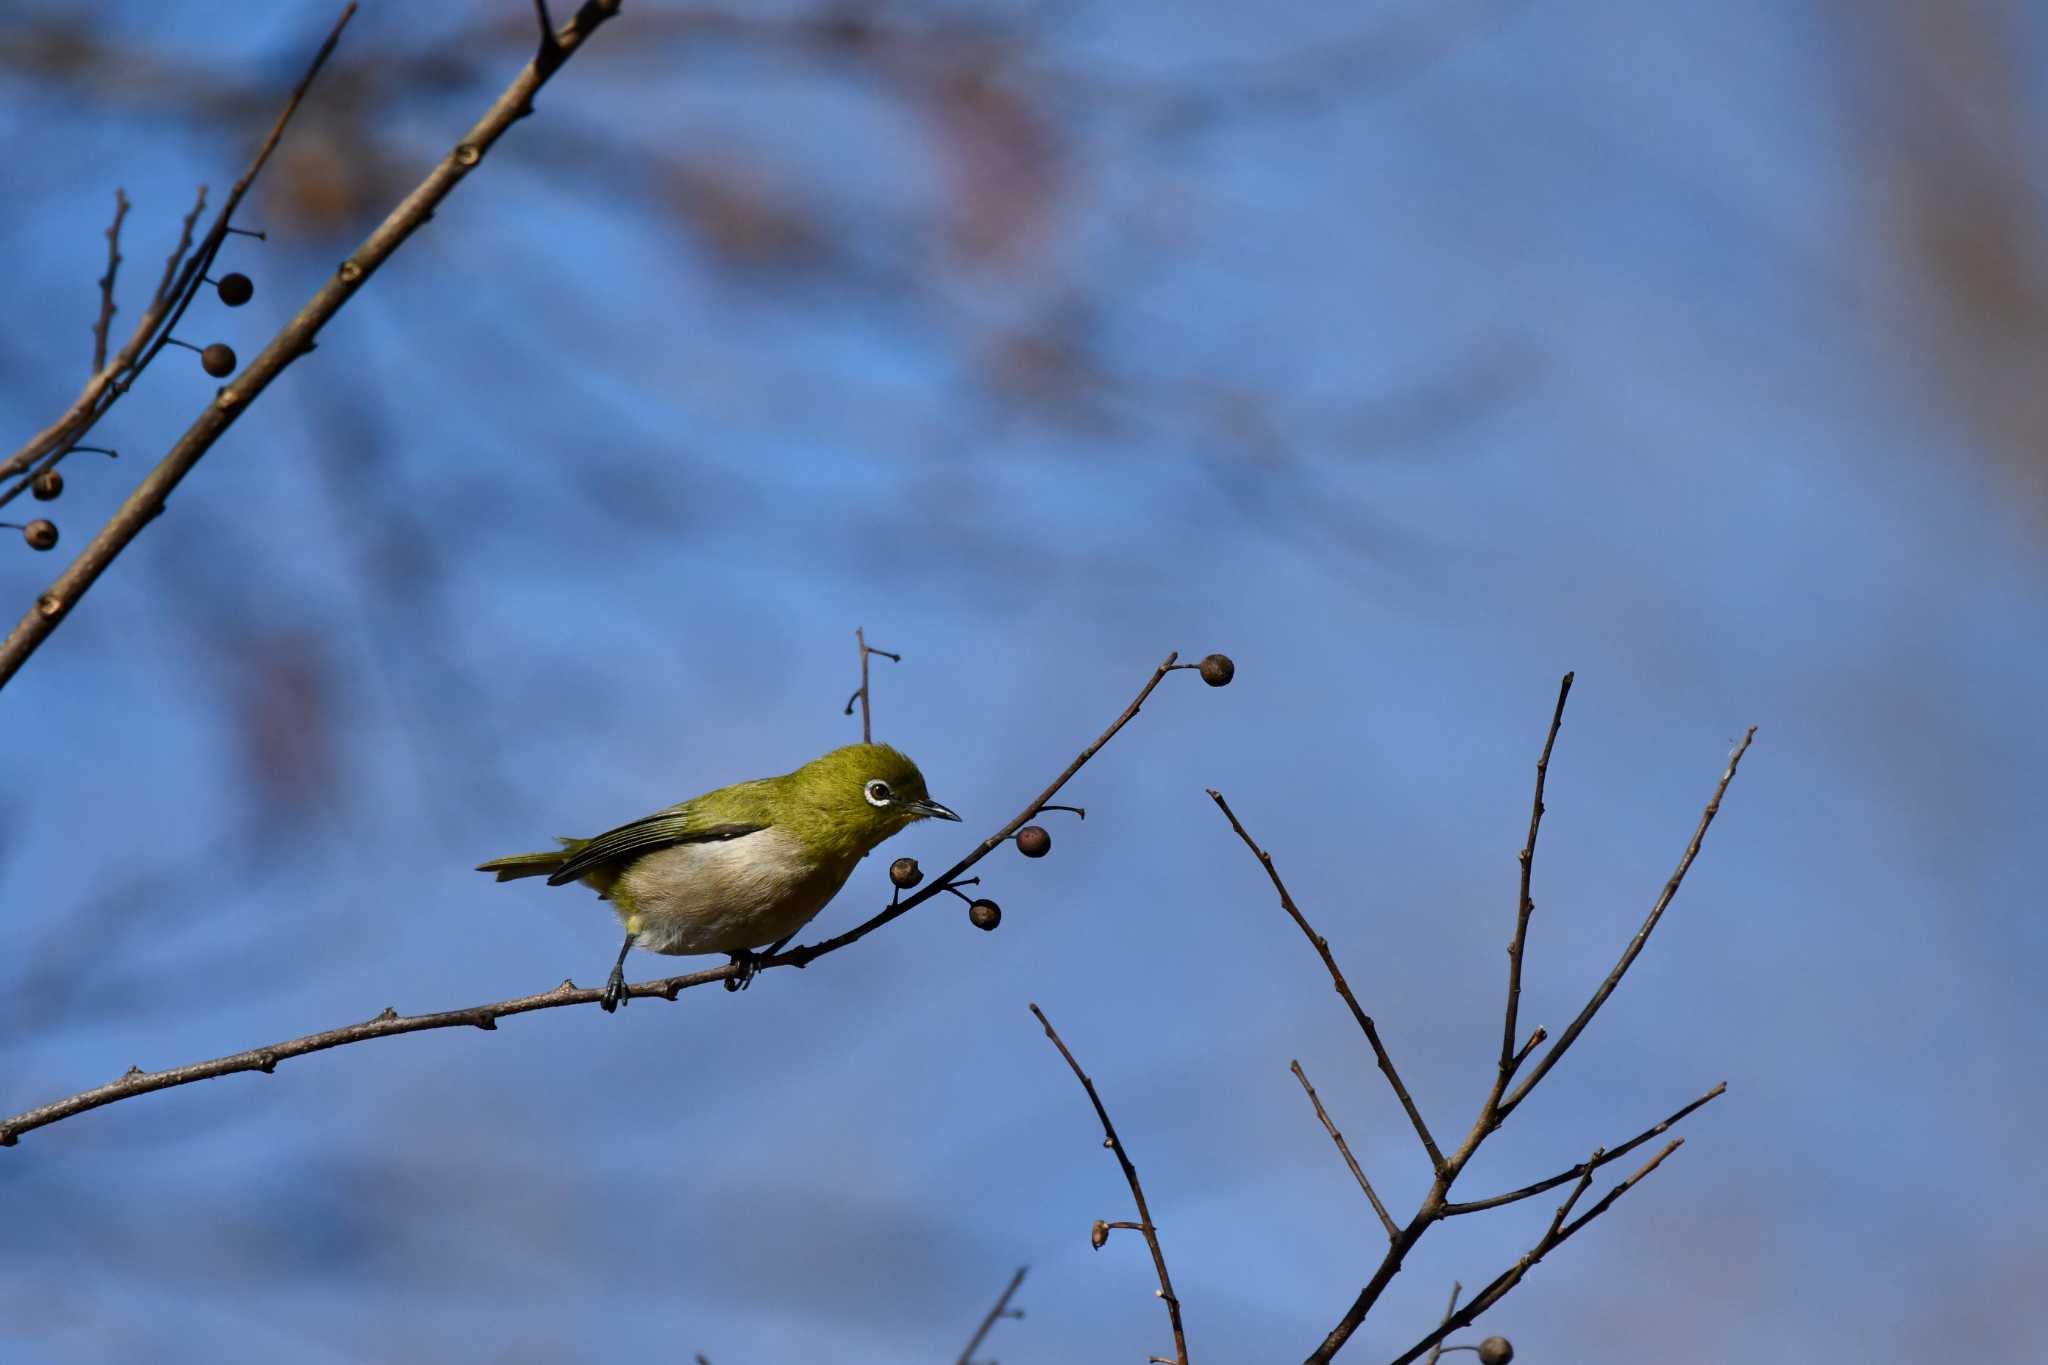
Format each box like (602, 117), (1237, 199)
(790, 742), (960, 853)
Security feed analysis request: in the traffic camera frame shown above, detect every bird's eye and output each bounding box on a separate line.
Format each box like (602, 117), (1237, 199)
(864, 780), (892, 808)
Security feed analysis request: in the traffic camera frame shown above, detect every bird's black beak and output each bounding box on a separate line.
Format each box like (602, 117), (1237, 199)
(908, 796), (962, 822)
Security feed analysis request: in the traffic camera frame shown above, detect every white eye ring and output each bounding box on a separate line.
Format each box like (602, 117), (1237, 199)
(864, 780), (892, 808)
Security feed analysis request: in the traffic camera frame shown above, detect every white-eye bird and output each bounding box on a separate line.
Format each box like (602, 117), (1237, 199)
(477, 743), (959, 1011)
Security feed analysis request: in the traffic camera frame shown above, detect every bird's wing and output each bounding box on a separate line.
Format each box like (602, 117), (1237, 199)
(546, 811), (767, 886)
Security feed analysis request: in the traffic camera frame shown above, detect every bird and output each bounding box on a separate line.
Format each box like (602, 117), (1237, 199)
(477, 743), (959, 1011)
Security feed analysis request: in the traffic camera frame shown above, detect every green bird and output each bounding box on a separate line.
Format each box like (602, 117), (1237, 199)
(477, 743), (960, 1011)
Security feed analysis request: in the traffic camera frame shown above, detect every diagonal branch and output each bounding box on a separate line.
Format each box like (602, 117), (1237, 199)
(1387, 1140), (1688, 1365)
(953, 1265), (1028, 1365)
(1443, 1080), (1723, 1215)
(1031, 1003), (1189, 1365)
(1421, 1281), (1462, 1365)
(1208, 789), (1445, 1173)
(1290, 1060), (1399, 1241)
(0, 0), (624, 690)
(1500, 729), (1756, 1117)
(2, 649), (1200, 1146)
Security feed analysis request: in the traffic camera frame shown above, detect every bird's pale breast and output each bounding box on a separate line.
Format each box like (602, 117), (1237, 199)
(612, 827), (843, 955)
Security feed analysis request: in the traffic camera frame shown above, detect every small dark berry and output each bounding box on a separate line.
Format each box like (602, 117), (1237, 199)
(968, 899), (1001, 931)
(31, 470), (62, 500)
(200, 343), (237, 377)
(1477, 1336), (1513, 1365)
(1015, 825), (1051, 858)
(23, 520), (58, 551)
(889, 857), (923, 890)
(1198, 653), (1235, 687)
(216, 272), (254, 307)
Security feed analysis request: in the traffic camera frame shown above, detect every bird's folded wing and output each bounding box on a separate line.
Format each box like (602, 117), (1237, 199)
(546, 812), (768, 885)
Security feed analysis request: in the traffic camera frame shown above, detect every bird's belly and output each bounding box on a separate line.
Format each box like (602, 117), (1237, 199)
(613, 829), (839, 955)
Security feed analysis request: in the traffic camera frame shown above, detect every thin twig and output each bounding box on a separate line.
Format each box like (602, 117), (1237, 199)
(1500, 729), (1756, 1117)
(842, 626), (901, 742)
(953, 1265), (1028, 1365)
(1386, 1141), (1686, 1365)
(2, 649), (1197, 1145)
(1030, 1004), (1188, 1365)
(1207, 789), (1444, 1173)
(1444, 1081), (1724, 1216)
(0, 0), (625, 690)
(1290, 1060), (1399, 1242)
(91, 190), (130, 374)
(1500, 672), (1571, 1082)
(1421, 1282), (1462, 1365)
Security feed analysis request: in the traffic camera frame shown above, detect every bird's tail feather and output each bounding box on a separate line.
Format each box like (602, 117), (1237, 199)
(476, 837), (583, 882)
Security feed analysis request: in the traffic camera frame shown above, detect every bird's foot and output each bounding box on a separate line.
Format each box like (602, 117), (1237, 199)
(602, 964), (631, 1013)
(725, 950), (765, 992)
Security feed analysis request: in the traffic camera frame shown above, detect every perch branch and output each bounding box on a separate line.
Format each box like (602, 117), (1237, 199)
(2, 649), (1196, 1145)
(91, 189), (129, 374)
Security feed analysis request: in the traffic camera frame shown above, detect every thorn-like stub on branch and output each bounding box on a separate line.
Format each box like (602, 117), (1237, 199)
(124, 1065), (145, 1079)
(889, 856), (923, 889)
(216, 272), (254, 307)
(454, 142), (481, 168)
(1478, 1336), (1514, 1364)
(1198, 653), (1235, 686)
(376, 1007), (399, 1023)
(36, 592), (63, 619)
(1091, 1219), (1109, 1249)
(31, 471), (62, 500)
(0, 1128), (15, 1147)
(255, 1052), (278, 1074)
(969, 898), (1001, 931)
(214, 389), (241, 412)
(339, 260), (364, 284)
(472, 1012), (497, 1031)
(1015, 825), (1051, 858)
(558, 979), (577, 993)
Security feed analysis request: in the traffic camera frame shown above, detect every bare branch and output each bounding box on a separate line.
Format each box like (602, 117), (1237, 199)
(1444, 1081), (1724, 1216)
(0, 0), (627, 689)
(844, 625), (901, 742)
(1500, 672), (1571, 1080)
(1207, 789), (1444, 1173)
(1290, 1060), (1399, 1242)
(3, 649), (1199, 1144)
(1030, 1003), (1188, 1365)
(953, 1265), (1028, 1365)
(1500, 729), (1756, 1117)
(91, 189), (130, 374)
(1387, 1141), (1688, 1365)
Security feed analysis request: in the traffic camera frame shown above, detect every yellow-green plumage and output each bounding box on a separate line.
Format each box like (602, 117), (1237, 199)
(477, 743), (957, 962)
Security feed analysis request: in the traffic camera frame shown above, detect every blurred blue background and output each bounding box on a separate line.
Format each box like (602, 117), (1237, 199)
(2, 1), (2044, 1360)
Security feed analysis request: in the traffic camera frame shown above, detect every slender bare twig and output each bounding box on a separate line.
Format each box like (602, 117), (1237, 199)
(1290, 1060), (1398, 1242)
(1207, 789), (1444, 1173)
(1421, 1282), (1461, 1365)
(1500, 672), (1571, 1083)
(91, 190), (129, 374)
(2, 650), (1199, 1146)
(1210, 699), (1752, 1363)
(0, 0), (625, 690)
(1499, 728), (1756, 1118)
(1443, 1081), (1724, 1216)
(953, 1265), (1028, 1365)
(842, 626), (901, 743)
(1030, 1003), (1188, 1365)
(1387, 1141), (1686, 1365)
